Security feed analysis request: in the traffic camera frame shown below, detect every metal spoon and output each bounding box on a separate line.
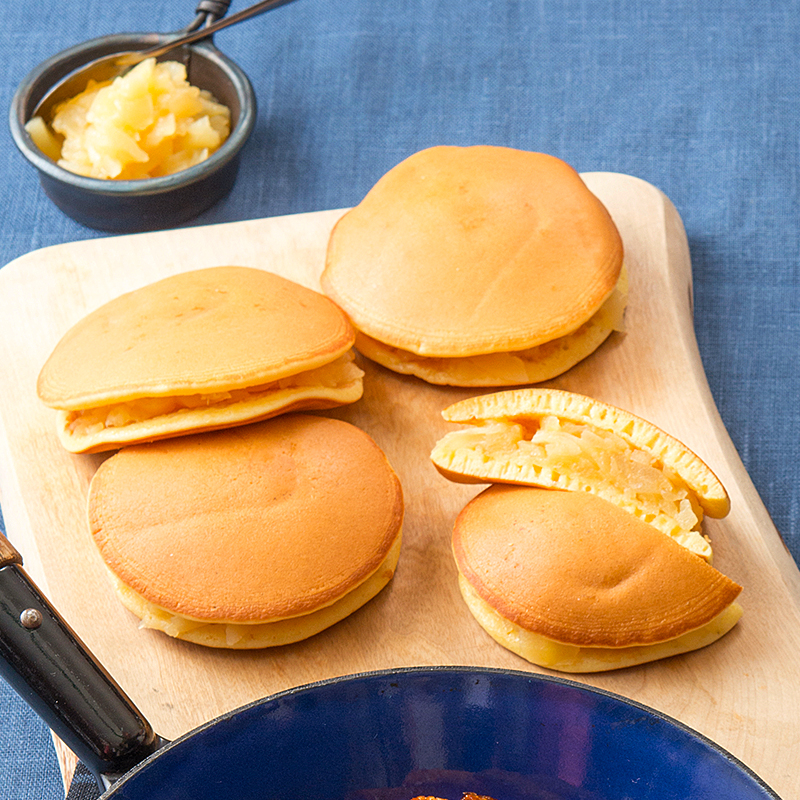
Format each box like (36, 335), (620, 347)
(32, 0), (298, 120)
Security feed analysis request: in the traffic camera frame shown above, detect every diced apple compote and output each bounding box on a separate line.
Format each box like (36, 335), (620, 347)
(25, 58), (230, 179)
(441, 415), (709, 557)
(65, 353), (363, 436)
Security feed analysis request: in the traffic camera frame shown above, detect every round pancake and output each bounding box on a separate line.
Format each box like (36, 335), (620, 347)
(39, 266), (356, 407)
(321, 145), (624, 358)
(453, 485), (742, 669)
(87, 414), (404, 647)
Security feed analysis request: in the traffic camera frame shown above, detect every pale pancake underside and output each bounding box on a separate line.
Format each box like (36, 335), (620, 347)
(109, 534), (402, 649)
(459, 574), (743, 673)
(355, 267), (628, 387)
(435, 388), (729, 517)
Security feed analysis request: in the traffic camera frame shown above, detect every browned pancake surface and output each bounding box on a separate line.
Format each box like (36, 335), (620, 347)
(88, 414), (404, 622)
(38, 266), (355, 409)
(322, 146), (623, 356)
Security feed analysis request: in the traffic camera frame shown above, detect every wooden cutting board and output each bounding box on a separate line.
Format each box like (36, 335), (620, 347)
(1, 173), (799, 799)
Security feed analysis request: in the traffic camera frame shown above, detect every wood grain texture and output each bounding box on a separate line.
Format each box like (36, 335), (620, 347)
(0, 173), (798, 798)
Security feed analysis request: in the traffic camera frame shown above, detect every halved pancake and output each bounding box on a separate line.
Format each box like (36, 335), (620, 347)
(432, 388), (729, 560)
(87, 414), (404, 649)
(453, 485), (742, 673)
(321, 146), (625, 386)
(37, 266), (363, 453)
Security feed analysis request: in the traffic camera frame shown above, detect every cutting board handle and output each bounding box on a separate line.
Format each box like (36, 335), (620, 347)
(0, 532), (164, 788)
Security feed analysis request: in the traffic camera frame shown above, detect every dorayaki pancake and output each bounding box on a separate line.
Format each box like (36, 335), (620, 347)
(87, 414), (403, 649)
(453, 485), (742, 673)
(37, 266), (364, 453)
(432, 388), (729, 560)
(321, 145), (626, 386)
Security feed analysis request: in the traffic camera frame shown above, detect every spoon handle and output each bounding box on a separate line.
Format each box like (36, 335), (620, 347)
(194, 0), (233, 23)
(121, 0), (299, 65)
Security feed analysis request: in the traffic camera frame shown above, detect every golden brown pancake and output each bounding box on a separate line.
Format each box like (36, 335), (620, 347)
(37, 266), (364, 453)
(321, 145), (626, 386)
(431, 388), (729, 560)
(87, 414), (403, 648)
(453, 485), (742, 672)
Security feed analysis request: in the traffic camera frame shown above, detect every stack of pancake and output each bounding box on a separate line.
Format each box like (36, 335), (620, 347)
(38, 265), (403, 648)
(431, 388), (743, 672)
(89, 414), (403, 649)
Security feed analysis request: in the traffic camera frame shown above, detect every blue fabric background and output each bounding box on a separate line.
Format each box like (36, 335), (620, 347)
(1, 1), (798, 797)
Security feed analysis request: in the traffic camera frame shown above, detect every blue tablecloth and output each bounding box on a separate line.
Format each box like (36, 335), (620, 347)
(1, 1), (798, 797)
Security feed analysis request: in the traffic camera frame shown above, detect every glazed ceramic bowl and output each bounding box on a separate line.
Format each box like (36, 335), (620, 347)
(9, 33), (256, 233)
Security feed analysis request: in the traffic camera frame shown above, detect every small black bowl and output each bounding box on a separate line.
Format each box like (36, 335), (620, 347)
(9, 33), (256, 233)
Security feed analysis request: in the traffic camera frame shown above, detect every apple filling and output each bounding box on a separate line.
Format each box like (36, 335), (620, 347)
(436, 414), (711, 560)
(65, 353), (363, 437)
(28, 58), (231, 180)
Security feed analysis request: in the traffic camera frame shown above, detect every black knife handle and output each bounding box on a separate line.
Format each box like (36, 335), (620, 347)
(0, 555), (163, 786)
